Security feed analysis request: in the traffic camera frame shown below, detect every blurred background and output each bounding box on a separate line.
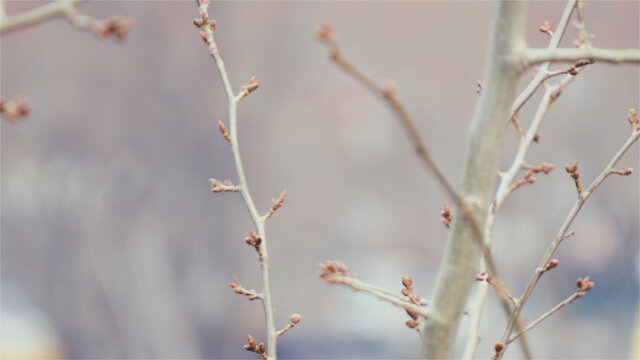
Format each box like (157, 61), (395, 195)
(1, 1), (638, 358)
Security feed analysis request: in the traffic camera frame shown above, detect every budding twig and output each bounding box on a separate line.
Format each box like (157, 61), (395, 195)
(263, 191), (286, 222)
(276, 314), (301, 338)
(320, 261), (429, 318)
(507, 276), (594, 345)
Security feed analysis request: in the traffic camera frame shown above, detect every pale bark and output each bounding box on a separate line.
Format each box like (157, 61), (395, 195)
(420, 1), (527, 358)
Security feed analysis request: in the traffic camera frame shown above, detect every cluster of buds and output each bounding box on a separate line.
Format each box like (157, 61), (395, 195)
(566, 59), (595, 76)
(193, 0), (216, 45)
(244, 335), (267, 359)
(441, 204), (452, 228)
(576, 276), (595, 297)
(264, 191), (287, 221)
(245, 229), (263, 252)
(316, 25), (340, 62)
(511, 163), (556, 193)
(629, 108), (639, 132)
(97, 17), (134, 40)
(538, 20), (553, 35)
(319, 260), (355, 284)
(237, 76), (260, 101)
(228, 277), (260, 301)
(209, 178), (238, 193)
(401, 276), (422, 329)
(218, 121), (232, 144)
(565, 162), (582, 196)
(276, 313), (302, 338)
(525, 162), (556, 176)
(0, 97), (30, 122)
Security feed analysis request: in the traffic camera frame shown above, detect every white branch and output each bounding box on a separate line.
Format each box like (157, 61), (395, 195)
(524, 47), (640, 67)
(196, 1), (278, 358)
(0, 0), (80, 33)
(330, 276), (429, 318)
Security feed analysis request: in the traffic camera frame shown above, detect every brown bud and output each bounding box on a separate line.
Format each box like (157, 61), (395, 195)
(402, 276), (413, 288)
(291, 313), (301, 324)
(495, 342), (504, 353)
(401, 288), (410, 296)
(193, 19), (202, 27)
(547, 259), (559, 269)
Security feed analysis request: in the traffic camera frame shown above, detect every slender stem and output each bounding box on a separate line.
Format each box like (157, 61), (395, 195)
(524, 47), (640, 67)
(329, 276), (429, 318)
(196, 1), (277, 358)
(0, 0), (80, 33)
(507, 292), (581, 345)
(498, 127), (640, 357)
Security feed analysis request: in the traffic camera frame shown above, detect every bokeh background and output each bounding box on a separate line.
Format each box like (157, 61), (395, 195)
(1, 1), (638, 359)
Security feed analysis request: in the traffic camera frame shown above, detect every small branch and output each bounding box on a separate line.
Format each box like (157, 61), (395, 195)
(263, 191), (286, 222)
(0, 0), (80, 32)
(276, 314), (301, 338)
(244, 335), (269, 360)
(195, 1), (282, 358)
(507, 276), (594, 345)
(62, 5), (133, 40)
(0, 0), (132, 40)
(320, 261), (429, 319)
(524, 47), (640, 67)
(229, 276), (262, 301)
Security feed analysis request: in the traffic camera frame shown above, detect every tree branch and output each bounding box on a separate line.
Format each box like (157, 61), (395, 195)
(524, 47), (640, 67)
(195, 1), (284, 358)
(0, 0), (80, 33)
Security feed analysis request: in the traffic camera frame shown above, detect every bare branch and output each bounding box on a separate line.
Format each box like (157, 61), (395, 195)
(507, 276), (594, 345)
(524, 47), (640, 67)
(0, 0), (80, 32)
(320, 261), (429, 319)
(195, 1), (286, 357)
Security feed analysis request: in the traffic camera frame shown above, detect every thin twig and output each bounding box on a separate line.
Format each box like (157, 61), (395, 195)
(328, 274), (429, 319)
(0, 0), (80, 32)
(507, 292), (580, 345)
(524, 47), (640, 67)
(195, 1), (279, 358)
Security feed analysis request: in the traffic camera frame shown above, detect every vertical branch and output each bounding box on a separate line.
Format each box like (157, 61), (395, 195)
(421, 2), (527, 358)
(195, 1), (278, 358)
